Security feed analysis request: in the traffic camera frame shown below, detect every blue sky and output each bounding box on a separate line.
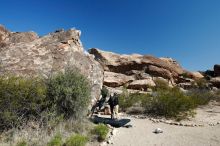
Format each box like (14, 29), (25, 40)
(0, 0), (219, 71)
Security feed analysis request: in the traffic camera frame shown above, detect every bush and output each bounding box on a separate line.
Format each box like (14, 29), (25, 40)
(46, 69), (91, 119)
(119, 90), (151, 112)
(92, 124), (109, 142)
(187, 89), (214, 105)
(153, 78), (171, 91)
(144, 87), (195, 119)
(101, 86), (109, 98)
(16, 140), (27, 146)
(0, 76), (47, 131)
(192, 78), (209, 89)
(65, 134), (88, 146)
(47, 134), (62, 146)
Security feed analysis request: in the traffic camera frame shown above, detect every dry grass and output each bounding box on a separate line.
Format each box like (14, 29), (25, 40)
(0, 119), (93, 146)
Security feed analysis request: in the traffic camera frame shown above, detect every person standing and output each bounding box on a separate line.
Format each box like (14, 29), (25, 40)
(108, 92), (119, 119)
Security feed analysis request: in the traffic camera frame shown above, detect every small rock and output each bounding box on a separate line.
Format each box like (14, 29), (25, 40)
(217, 122), (220, 125)
(153, 128), (163, 134)
(164, 121), (171, 124)
(209, 123), (214, 126)
(159, 119), (164, 122)
(174, 122), (179, 126)
(107, 140), (111, 144)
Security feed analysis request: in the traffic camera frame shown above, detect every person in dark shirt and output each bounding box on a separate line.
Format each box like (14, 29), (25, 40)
(108, 92), (119, 119)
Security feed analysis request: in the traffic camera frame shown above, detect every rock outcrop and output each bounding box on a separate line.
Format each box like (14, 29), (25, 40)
(0, 25), (103, 103)
(88, 48), (187, 91)
(127, 78), (156, 91)
(104, 71), (135, 87)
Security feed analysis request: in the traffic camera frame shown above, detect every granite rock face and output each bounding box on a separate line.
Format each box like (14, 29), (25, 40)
(0, 25), (103, 103)
(89, 48), (187, 91)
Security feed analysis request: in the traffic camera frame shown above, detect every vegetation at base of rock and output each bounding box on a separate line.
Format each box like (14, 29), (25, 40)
(46, 69), (91, 119)
(65, 134), (88, 146)
(0, 69), (91, 131)
(16, 140), (27, 146)
(119, 79), (219, 120)
(47, 134), (62, 146)
(0, 75), (47, 131)
(153, 78), (171, 91)
(92, 124), (109, 142)
(192, 78), (209, 89)
(101, 86), (109, 98)
(119, 88), (150, 112)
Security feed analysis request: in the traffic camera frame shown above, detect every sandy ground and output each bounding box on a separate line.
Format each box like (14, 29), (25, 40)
(103, 101), (220, 146)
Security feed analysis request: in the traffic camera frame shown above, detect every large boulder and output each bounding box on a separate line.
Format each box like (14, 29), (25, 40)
(0, 25), (103, 103)
(127, 78), (156, 91)
(191, 72), (204, 79)
(214, 64), (220, 77)
(104, 71), (135, 87)
(88, 48), (185, 84)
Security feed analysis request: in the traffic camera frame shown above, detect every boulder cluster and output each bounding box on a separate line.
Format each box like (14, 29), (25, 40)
(0, 25), (219, 102)
(88, 48), (219, 93)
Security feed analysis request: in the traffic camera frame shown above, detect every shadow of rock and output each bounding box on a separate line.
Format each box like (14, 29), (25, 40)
(90, 116), (131, 128)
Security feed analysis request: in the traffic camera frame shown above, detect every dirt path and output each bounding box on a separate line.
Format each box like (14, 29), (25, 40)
(106, 102), (220, 146)
(110, 118), (220, 146)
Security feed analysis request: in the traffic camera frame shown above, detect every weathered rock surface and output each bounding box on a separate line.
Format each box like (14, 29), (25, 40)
(104, 71), (135, 87)
(190, 72), (204, 79)
(127, 78), (156, 91)
(89, 48), (184, 81)
(0, 25), (103, 102)
(88, 48), (187, 91)
(214, 64), (220, 77)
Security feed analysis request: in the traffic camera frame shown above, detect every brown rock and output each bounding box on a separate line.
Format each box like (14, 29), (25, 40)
(145, 65), (173, 81)
(127, 79), (155, 91)
(89, 48), (185, 83)
(190, 72), (204, 79)
(0, 25), (103, 103)
(104, 71), (135, 87)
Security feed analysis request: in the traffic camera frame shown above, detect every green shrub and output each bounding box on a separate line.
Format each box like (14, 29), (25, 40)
(192, 78), (208, 89)
(16, 140), (27, 146)
(118, 79), (218, 120)
(101, 86), (109, 98)
(145, 87), (195, 118)
(65, 134), (88, 146)
(46, 69), (91, 119)
(118, 88), (131, 111)
(118, 87), (151, 111)
(47, 134), (62, 146)
(92, 124), (109, 142)
(153, 78), (170, 91)
(0, 76), (47, 131)
(187, 89), (214, 105)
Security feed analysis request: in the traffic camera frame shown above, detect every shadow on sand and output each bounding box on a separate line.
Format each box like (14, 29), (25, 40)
(90, 115), (131, 128)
